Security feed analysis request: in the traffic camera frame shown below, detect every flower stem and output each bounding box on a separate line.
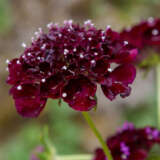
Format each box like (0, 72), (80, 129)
(58, 154), (92, 160)
(82, 112), (113, 160)
(156, 64), (160, 129)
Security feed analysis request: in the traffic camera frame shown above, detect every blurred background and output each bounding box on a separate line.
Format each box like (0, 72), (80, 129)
(0, 0), (160, 159)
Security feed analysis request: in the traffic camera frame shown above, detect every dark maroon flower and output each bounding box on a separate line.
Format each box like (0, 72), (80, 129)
(7, 20), (137, 117)
(120, 17), (160, 68)
(10, 84), (47, 117)
(101, 64), (136, 100)
(93, 123), (160, 160)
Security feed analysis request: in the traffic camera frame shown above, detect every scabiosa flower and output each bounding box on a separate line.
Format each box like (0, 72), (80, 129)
(7, 20), (137, 117)
(93, 123), (160, 160)
(120, 17), (160, 69)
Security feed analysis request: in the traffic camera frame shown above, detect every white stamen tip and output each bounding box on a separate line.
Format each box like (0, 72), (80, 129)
(80, 53), (84, 58)
(58, 33), (62, 38)
(16, 60), (20, 64)
(47, 22), (54, 29)
(41, 78), (46, 83)
(88, 37), (92, 41)
(41, 44), (46, 50)
(108, 68), (112, 72)
(64, 20), (73, 26)
(38, 27), (42, 33)
(148, 17), (154, 23)
(37, 57), (41, 60)
(152, 29), (159, 36)
(62, 93), (67, 98)
(31, 37), (35, 42)
(121, 154), (127, 160)
(17, 85), (22, 90)
(124, 41), (128, 45)
(84, 20), (94, 27)
(106, 25), (111, 29)
(64, 49), (69, 55)
(62, 66), (67, 70)
(91, 60), (96, 64)
(84, 20), (91, 25)
(73, 48), (77, 52)
(21, 43), (26, 48)
(27, 52), (31, 56)
(94, 52), (98, 56)
(22, 55), (26, 59)
(102, 36), (105, 40)
(6, 59), (10, 64)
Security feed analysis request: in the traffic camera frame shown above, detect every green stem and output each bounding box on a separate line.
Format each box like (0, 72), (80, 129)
(58, 154), (92, 160)
(156, 64), (160, 129)
(82, 112), (113, 160)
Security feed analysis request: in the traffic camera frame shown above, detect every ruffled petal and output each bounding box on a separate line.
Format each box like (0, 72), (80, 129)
(109, 64), (136, 84)
(101, 83), (131, 101)
(62, 76), (97, 111)
(10, 84), (47, 117)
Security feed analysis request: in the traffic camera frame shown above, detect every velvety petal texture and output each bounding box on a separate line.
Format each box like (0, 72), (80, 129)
(93, 123), (160, 160)
(10, 84), (47, 117)
(7, 20), (137, 117)
(101, 64), (136, 100)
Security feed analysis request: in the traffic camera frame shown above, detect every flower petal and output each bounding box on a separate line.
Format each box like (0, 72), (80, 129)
(62, 76), (97, 111)
(101, 83), (131, 101)
(109, 64), (136, 84)
(41, 74), (63, 99)
(10, 84), (47, 117)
